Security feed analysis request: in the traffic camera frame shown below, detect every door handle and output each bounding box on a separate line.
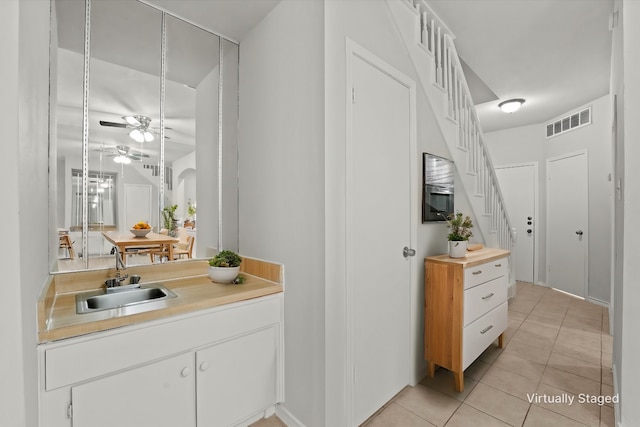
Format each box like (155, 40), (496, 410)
(575, 230), (584, 236)
(403, 247), (416, 258)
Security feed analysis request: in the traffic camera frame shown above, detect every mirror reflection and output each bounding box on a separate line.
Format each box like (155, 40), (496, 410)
(52, 0), (239, 272)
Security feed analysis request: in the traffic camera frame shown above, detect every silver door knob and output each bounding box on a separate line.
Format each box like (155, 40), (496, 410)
(403, 247), (416, 257)
(576, 230), (584, 236)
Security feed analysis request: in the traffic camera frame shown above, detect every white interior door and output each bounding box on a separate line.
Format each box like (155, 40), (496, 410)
(547, 152), (588, 297)
(495, 164), (537, 283)
(350, 52), (413, 425)
(124, 184), (152, 230)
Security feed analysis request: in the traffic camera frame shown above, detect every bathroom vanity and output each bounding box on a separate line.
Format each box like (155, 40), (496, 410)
(37, 258), (284, 427)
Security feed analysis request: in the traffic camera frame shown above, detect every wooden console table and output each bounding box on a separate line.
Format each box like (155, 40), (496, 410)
(424, 248), (510, 391)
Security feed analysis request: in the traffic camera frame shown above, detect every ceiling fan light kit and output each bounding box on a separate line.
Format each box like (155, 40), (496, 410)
(113, 155), (132, 164)
(100, 114), (155, 142)
(129, 128), (154, 143)
(498, 98), (526, 113)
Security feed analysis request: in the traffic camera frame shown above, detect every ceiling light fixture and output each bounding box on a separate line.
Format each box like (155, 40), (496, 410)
(128, 128), (154, 142)
(113, 155), (131, 164)
(498, 98), (526, 114)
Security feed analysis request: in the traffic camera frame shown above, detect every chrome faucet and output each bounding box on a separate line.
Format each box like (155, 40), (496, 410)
(114, 246), (128, 285)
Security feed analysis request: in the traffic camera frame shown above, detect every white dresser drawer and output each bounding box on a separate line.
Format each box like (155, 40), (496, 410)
(464, 257), (508, 290)
(463, 275), (507, 326)
(463, 302), (507, 369)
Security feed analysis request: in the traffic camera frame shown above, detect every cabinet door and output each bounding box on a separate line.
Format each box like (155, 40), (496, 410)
(196, 326), (278, 426)
(71, 352), (196, 427)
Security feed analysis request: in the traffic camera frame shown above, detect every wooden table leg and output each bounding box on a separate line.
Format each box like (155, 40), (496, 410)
(498, 332), (505, 348)
(168, 243), (174, 261)
(427, 361), (435, 378)
(118, 245), (127, 265)
(454, 371), (464, 392)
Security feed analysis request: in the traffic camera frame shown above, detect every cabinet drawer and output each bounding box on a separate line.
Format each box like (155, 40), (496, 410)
(463, 302), (507, 369)
(463, 276), (507, 326)
(464, 257), (508, 289)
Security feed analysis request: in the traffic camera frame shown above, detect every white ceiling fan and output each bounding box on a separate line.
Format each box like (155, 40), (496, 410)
(99, 115), (170, 143)
(93, 144), (150, 164)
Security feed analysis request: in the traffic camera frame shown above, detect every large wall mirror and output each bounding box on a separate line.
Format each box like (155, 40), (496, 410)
(50, 0), (239, 272)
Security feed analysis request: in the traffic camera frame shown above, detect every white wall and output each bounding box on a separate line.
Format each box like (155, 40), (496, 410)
(0, 1), (27, 425)
(609, 0), (625, 424)
(238, 1), (326, 425)
(0, 1), (51, 426)
(484, 95), (612, 303)
(619, 0), (640, 424)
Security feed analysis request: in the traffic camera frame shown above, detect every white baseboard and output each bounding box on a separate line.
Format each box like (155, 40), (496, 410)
(275, 403), (306, 427)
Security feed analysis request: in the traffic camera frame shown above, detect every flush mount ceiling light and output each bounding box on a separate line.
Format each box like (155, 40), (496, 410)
(498, 98), (526, 114)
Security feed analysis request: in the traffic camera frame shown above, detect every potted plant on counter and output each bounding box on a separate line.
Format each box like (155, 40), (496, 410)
(445, 212), (473, 258)
(208, 250), (242, 283)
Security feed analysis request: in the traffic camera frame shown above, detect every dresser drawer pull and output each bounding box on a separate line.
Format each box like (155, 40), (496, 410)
(494, 263), (502, 267)
(472, 270), (482, 275)
(480, 325), (494, 334)
(482, 293), (495, 300)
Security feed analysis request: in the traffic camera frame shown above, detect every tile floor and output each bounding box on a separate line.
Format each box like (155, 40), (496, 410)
(253, 282), (614, 427)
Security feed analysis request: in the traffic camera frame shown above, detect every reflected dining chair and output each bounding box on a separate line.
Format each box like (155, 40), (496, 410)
(149, 235), (194, 263)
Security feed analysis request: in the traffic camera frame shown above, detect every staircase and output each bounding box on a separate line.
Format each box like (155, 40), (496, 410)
(387, 0), (516, 279)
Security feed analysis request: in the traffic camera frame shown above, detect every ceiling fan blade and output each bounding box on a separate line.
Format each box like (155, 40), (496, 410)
(129, 150), (150, 158)
(99, 120), (128, 128)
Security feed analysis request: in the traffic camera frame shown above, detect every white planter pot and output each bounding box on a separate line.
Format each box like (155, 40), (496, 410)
(208, 266), (240, 283)
(449, 240), (468, 258)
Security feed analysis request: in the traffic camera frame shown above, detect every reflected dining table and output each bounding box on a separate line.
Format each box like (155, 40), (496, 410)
(102, 231), (179, 265)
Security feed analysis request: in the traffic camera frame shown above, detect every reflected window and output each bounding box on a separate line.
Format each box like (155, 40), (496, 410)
(71, 169), (117, 230)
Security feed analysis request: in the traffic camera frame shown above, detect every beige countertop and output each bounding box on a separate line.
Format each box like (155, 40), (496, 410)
(38, 258), (283, 343)
(425, 247), (510, 268)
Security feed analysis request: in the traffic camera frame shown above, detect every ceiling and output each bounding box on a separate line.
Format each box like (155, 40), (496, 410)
(427, 0), (614, 133)
(144, 0), (281, 42)
(56, 0), (614, 157)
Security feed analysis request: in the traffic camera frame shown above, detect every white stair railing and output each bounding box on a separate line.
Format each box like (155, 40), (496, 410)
(394, 0), (515, 255)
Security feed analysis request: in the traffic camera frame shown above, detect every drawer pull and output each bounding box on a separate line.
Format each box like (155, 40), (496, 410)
(472, 270), (482, 275)
(494, 263), (502, 267)
(480, 325), (494, 334)
(482, 293), (494, 300)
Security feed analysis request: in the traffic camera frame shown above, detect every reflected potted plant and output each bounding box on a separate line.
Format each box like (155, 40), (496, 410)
(445, 212), (473, 258)
(208, 250), (242, 283)
(184, 200), (196, 229)
(162, 204), (178, 237)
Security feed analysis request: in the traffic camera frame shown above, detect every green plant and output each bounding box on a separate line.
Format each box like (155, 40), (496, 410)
(162, 204), (178, 230)
(209, 250), (242, 268)
(187, 200), (196, 217)
(445, 212), (473, 241)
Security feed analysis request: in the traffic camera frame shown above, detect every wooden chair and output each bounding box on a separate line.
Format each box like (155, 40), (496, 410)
(58, 234), (76, 259)
(149, 235), (194, 263)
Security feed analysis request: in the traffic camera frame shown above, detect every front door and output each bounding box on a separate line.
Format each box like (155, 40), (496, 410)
(547, 152), (588, 297)
(495, 164), (537, 283)
(350, 51), (413, 425)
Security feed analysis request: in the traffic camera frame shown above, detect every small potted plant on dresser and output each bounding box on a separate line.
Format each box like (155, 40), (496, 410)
(208, 250), (242, 283)
(445, 212), (473, 258)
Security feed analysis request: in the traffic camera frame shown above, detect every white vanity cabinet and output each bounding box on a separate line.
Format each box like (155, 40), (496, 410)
(197, 326), (278, 426)
(38, 293), (283, 427)
(71, 352), (196, 427)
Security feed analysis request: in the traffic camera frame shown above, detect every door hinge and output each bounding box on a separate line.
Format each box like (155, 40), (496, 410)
(352, 87), (355, 103)
(67, 402), (73, 420)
